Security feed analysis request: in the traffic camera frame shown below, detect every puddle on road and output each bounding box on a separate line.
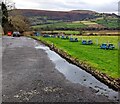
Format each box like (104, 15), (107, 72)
(35, 42), (119, 101)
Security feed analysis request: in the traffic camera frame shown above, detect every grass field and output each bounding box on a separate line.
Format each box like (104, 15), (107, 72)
(32, 17), (119, 30)
(81, 21), (98, 25)
(73, 36), (119, 48)
(95, 18), (118, 28)
(33, 36), (119, 79)
(32, 22), (87, 29)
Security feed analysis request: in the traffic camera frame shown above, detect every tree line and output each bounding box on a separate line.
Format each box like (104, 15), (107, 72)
(1, 1), (30, 34)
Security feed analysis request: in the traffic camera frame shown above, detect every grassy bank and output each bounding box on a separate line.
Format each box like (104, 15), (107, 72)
(33, 36), (119, 79)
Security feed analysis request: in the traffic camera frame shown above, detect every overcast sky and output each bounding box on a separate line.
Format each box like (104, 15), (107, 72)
(6, 0), (120, 14)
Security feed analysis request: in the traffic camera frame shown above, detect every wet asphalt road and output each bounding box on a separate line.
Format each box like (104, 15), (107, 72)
(2, 36), (118, 103)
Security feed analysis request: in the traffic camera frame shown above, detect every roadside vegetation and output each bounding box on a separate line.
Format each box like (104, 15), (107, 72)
(1, 2), (30, 34)
(33, 36), (119, 79)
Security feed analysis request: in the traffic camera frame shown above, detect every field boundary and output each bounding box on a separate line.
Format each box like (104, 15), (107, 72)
(31, 36), (119, 91)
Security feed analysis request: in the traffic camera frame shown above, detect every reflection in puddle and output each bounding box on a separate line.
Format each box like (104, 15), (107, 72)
(35, 44), (118, 101)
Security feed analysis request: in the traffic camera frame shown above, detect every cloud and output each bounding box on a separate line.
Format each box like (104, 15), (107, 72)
(12, 0), (119, 14)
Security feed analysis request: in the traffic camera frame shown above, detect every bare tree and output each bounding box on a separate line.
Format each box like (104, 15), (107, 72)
(9, 15), (30, 32)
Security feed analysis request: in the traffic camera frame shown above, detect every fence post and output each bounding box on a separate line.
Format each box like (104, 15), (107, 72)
(118, 42), (120, 49)
(96, 39), (98, 45)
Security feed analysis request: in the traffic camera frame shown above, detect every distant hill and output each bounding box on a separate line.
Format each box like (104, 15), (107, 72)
(10, 9), (99, 21)
(11, 9), (118, 19)
(9, 9), (119, 30)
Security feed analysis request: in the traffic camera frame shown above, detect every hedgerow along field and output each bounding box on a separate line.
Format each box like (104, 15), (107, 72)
(33, 36), (119, 79)
(42, 30), (80, 35)
(41, 30), (120, 36)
